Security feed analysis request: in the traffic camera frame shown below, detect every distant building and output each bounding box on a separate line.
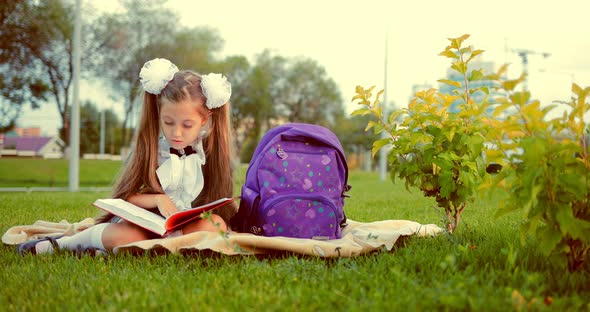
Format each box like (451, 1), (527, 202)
(0, 136), (64, 158)
(438, 56), (500, 115)
(13, 127), (42, 137)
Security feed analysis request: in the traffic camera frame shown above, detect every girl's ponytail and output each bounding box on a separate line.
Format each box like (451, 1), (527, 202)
(197, 103), (237, 223)
(97, 92), (163, 223)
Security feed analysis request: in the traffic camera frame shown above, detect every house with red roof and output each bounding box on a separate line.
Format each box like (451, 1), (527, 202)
(0, 135), (64, 158)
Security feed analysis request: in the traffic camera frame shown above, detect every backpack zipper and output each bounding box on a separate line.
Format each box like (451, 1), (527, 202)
(260, 193), (342, 220)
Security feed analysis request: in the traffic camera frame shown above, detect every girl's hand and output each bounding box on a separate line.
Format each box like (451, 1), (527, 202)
(156, 194), (178, 218)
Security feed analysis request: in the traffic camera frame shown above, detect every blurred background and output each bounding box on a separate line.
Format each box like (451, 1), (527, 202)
(2, 0), (589, 169)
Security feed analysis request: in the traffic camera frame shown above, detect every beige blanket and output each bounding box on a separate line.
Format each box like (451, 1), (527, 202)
(2, 219), (443, 257)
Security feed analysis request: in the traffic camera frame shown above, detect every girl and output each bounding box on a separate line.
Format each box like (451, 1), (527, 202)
(18, 58), (236, 254)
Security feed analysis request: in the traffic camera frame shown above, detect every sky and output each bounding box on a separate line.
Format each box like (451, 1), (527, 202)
(17, 0), (590, 136)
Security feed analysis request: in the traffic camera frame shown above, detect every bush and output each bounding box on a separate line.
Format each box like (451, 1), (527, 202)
(485, 77), (590, 271)
(352, 35), (491, 233)
(354, 33), (590, 271)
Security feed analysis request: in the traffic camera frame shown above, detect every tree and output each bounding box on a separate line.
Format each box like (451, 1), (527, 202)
(248, 51), (288, 136)
(218, 55), (251, 154)
(0, 1), (49, 133)
(92, 0), (176, 148)
(354, 35), (491, 233)
(281, 57), (343, 126)
(235, 50), (288, 162)
(0, 70), (48, 133)
(78, 100), (122, 156)
(95, 0), (225, 147)
(80, 101), (100, 155)
(332, 114), (377, 170)
(0, 0), (110, 144)
(219, 51), (345, 163)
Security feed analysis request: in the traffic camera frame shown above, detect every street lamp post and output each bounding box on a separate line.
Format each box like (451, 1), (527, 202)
(379, 25), (388, 181)
(68, 0), (81, 192)
(99, 109), (105, 159)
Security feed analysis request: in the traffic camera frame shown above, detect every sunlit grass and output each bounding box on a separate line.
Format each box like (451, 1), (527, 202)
(0, 161), (588, 311)
(0, 158), (122, 187)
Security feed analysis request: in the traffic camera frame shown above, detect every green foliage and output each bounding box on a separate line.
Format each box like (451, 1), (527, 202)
(0, 73), (49, 133)
(0, 1), (50, 133)
(0, 158), (122, 187)
(239, 135), (258, 163)
(352, 34), (490, 233)
(0, 0), (110, 146)
(332, 114), (378, 156)
(354, 33), (590, 270)
(485, 79), (590, 271)
(1, 171), (589, 310)
(281, 57), (343, 126)
(79, 101), (124, 155)
(94, 0), (223, 147)
(229, 50), (345, 154)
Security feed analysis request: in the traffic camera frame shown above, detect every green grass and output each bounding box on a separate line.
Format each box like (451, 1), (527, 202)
(0, 158), (122, 187)
(1, 160), (589, 311)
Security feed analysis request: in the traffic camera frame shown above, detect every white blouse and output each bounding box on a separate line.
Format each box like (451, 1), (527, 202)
(156, 136), (206, 211)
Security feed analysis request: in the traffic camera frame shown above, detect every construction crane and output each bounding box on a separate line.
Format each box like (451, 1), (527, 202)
(511, 49), (551, 92)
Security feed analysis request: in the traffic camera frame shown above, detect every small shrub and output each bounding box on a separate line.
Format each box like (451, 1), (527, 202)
(352, 34), (491, 233)
(485, 79), (590, 271)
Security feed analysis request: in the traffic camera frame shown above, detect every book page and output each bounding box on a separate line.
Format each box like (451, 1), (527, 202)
(165, 197), (235, 232)
(94, 197), (235, 236)
(93, 199), (166, 235)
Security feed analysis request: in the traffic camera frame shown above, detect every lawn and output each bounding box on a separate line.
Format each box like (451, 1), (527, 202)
(0, 158), (122, 187)
(0, 159), (588, 311)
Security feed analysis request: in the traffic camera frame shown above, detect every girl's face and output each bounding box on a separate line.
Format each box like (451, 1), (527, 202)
(159, 99), (207, 149)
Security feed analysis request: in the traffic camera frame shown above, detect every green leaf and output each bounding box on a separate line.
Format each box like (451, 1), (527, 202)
(388, 110), (405, 124)
(466, 49), (485, 63)
(448, 127), (456, 142)
(557, 173), (585, 196)
(373, 122), (385, 135)
(511, 92), (531, 105)
(372, 138), (390, 157)
(351, 108), (372, 116)
(449, 34), (470, 50)
(555, 206), (590, 239)
(451, 61), (468, 74)
(438, 79), (462, 88)
(538, 227), (562, 256)
(351, 94), (364, 102)
(468, 69), (484, 81)
(572, 83), (583, 96)
(439, 49), (459, 59)
(364, 120), (377, 132)
(438, 170), (455, 198)
(503, 79), (520, 92)
(375, 89), (385, 102)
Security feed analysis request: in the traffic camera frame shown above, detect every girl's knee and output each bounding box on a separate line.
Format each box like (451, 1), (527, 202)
(208, 214), (227, 231)
(183, 214), (227, 234)
(101, 222), (153, 249)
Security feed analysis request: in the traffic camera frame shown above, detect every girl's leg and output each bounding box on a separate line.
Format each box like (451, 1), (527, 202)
(34, 221), (154, 254)
(182, 214), (227, 234)
(100, 221), (155, 250)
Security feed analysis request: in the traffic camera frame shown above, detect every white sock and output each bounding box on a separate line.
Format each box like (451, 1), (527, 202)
(36, 223), (109, 254)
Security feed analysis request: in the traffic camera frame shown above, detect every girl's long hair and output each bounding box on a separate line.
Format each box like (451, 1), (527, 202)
(97, 70), (236, 223)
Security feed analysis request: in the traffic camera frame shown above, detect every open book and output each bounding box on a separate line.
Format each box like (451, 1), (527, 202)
(93, 197), (235, 236)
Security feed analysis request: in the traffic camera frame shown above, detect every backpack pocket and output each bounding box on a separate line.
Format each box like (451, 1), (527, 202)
(259, 194), (342, 239)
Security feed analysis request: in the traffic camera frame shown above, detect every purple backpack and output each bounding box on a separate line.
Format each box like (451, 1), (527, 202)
(231, 123), (351, 239)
